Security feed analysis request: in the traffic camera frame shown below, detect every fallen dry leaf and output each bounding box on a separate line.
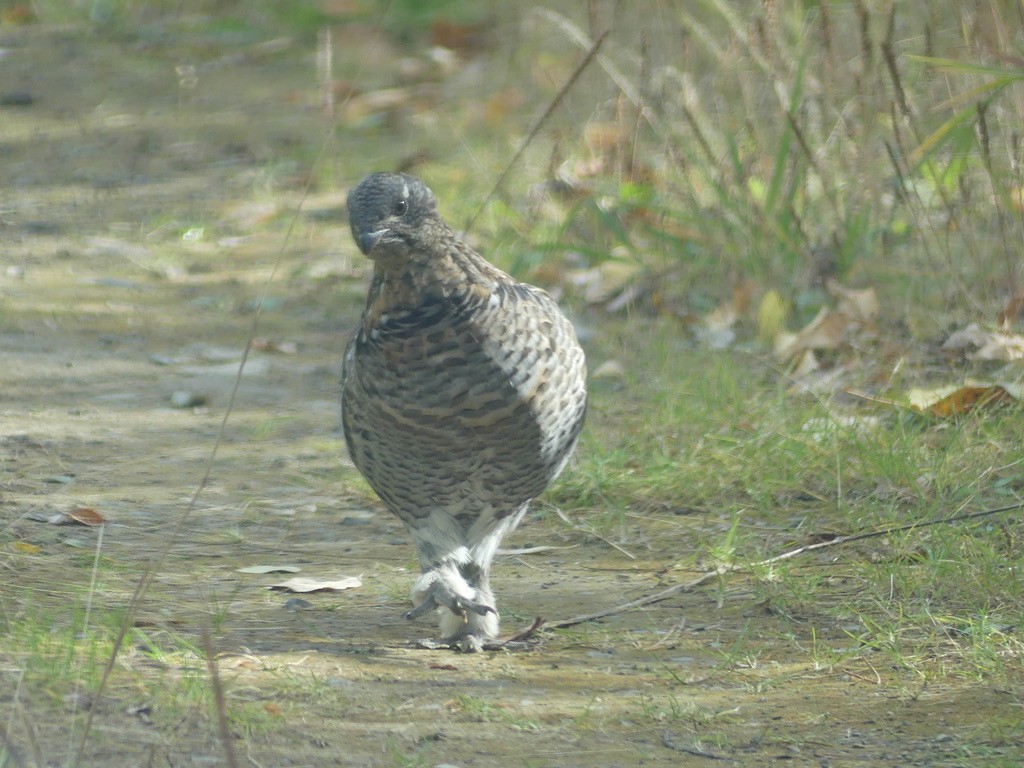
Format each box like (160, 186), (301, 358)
(776, 281), (878, 363)
(65, 507), (106, 526)
(591, 359), (626, 380)
(997, 284), (1024, 331)
(942, 323), (1024, 361)
(269, 575), (362, 593)
(775, 306), (849, 360)
(13, 541), (41, 554)
(790, 349), (820, 379)
(237, 565), (302, 574)
(828, 279), (879, 325)
(906, 383), (1022, 417)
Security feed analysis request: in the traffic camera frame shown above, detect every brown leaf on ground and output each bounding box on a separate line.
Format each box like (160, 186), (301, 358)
(42, 507), (106, 526)
(775, 281), (878, 363)
(908, 383), (1021, 417)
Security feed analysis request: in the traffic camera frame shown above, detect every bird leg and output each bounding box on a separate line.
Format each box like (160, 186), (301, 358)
(404, 578), (496, 622)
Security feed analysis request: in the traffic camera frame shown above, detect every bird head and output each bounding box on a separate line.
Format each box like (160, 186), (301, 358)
(346, 172), (440, 264)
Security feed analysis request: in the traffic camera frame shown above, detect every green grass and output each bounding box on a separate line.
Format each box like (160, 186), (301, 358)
(544, 315), (1024, 683)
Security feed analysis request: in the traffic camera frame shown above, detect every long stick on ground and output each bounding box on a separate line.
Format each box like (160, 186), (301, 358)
(548, 501), (1024, 629)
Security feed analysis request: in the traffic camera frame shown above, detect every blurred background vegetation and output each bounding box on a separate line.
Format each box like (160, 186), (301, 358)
(10, 0), (1024, 334)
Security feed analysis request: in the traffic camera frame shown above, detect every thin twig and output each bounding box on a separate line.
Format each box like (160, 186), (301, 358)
(662, 731), (733, 761)
(548, 502), (1024, 630)
(464, 30), (609, 234)
(552, 506), (636, 560)
(202, 627), (240, 768)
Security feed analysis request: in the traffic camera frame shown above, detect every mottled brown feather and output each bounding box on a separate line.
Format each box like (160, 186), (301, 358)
(342, 172), (586, 650)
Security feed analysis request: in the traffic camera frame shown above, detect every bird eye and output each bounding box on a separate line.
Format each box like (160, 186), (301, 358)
(393, 199), (408, 217)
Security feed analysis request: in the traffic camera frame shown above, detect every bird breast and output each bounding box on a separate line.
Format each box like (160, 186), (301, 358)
(341, 280), (586, 521)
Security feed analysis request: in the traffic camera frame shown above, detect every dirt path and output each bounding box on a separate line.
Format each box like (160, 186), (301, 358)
(0, 21), (1013, 768)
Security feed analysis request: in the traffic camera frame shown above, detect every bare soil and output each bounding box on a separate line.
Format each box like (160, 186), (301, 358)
(0, 21), (1014, 768)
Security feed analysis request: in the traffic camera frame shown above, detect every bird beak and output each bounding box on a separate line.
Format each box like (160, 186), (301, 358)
(357, 229), (388, 256)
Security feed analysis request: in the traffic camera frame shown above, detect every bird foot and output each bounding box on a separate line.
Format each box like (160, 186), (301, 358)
(411, 617), (546, 653)
(412, 636), (533, 653)
(404, 580), (496, 622)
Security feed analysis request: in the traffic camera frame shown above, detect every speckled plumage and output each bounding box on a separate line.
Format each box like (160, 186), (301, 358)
(342, 172), (587, 651)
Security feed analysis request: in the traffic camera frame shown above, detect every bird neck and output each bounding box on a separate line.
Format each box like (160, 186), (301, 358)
(365, 229), (502, 315)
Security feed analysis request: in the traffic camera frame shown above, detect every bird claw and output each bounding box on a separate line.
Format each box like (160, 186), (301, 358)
(403, 594), (437, 621)
(405, 580), (495, 622)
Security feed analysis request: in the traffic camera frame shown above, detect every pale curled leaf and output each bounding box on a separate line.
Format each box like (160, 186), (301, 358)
(591, 359), (626, 380)
(827, 279), (879, 325)
(237, 565), (302, 574)
(775, 306), (849, 361)
(269, 575), (362, 593)
(942, 323), (1024, 361)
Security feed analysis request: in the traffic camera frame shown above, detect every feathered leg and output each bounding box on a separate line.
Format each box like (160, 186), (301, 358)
(406, 505), (527, 651)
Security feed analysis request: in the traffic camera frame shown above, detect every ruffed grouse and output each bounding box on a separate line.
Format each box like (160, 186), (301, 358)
(342, 172), (587, 651)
